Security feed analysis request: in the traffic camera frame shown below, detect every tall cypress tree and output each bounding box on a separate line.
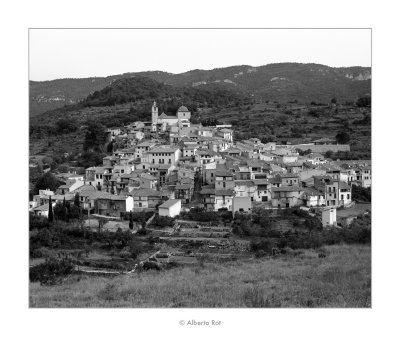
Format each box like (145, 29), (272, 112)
(129, 210), (134, 230)
(48, 196), (53, 223)
(74, 193), (80, 207)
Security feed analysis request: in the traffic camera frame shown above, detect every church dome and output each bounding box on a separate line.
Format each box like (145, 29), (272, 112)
(177, 105), (189, 112)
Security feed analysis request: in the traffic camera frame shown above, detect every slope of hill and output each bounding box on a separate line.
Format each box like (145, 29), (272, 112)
(29, 63), (371, 116)
(30, 244), (371, 308)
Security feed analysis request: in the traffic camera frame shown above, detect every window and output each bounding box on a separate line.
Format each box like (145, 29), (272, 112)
(347, 194), (350, 199)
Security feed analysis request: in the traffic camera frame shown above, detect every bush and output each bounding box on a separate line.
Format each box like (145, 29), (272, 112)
(34, 172), (62, 195)
(29, 213), (49, 230)
(181, 207), (220, 222)
(127, 240), (144, 259)
(136, 228), (147, 236)
(250, 238), (276, 254)
(352, 185), (371, 202)
(30, 257), (75, 285)
(356, 96), (371, 107)
(151, 215), (174, 228)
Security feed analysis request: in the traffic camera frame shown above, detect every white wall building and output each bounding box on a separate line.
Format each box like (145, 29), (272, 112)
(158, 199), (181, 217)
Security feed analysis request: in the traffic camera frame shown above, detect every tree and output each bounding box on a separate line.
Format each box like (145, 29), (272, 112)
(303, 217), (322, 233)
(62, 196), (68, 222)
(351, 185), (371, 202)
(106, 141), (114, 153)
(83, 120), (107, 151)
(53, 203), (66, 222)
(48, 196), (54, 223)
(55, 118), (78, 134)
(34, 172), (61, 195)
(68, 204), (81, 220)
(356, 96), (371, 107)
(335, 131), (351, 144)
(74, 193), (80, 207)
(129, 211), (134, 230)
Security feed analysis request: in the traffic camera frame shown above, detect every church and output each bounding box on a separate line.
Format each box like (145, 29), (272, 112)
(151, 101), (191, 132)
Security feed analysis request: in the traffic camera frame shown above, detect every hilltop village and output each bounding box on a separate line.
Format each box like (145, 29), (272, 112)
(29, 102), (371, 226)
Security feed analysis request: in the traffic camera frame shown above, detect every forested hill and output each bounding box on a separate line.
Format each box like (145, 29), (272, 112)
(30, 63), (371, 116)
(29, 76), (250, 130)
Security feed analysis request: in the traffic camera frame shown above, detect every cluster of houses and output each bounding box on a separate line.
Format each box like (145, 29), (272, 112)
(30, 102), (371, 219)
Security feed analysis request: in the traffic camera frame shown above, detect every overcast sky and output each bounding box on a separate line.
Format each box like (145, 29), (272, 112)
(29, 29), (371, 81)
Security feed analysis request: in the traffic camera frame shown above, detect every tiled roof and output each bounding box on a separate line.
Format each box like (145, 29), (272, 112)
(43, 194), (74, 201)
(177, 105), (189, 112)
(159, 113), (178, 119)
(253, 179), (269, 185)
(159, 199), (181, 208)
(279, 173), (299, 179)
(271, 186), (303, 192)
(234, 180), (255, 186)
(139, 173), (157, 181)
(216, 170), (233, 177)
(338, 181), (351, 189)
(89, 191), (114, 200)
(130, 189), (161, 197)
(75, 184), (97, 193)
(215, 189), (235, 196)
(149, 146), (178, 153)
(200, 188), (215, 195)
(175, 184), (192, 190)
(268, 177), (282, 184)
(304, 187), (325, 196)
(33, 203), (51, 211)
(285, 162), (303, 167)
(150, 164), (172, 170)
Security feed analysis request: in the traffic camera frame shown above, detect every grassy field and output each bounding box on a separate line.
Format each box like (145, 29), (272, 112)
(30, 244), (371, 308)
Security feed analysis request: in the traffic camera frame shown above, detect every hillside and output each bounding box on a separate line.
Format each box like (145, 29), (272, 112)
(29, 74), (371, 165)
(30, 63), (371, 116)
(30, 244), (371, 308)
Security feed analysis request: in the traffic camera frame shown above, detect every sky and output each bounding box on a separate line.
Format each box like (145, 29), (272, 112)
(29, 29), (371, 81)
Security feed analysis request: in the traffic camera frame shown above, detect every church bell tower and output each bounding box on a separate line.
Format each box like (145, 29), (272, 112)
(151, 101), (158, 124)
(151, 101), (158, 132)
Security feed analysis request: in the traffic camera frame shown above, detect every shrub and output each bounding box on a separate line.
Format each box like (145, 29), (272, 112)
(29, 213), (49, 230)
(351, 185), (371, 202)
(250, 238), (276, 254)
(181, 208), (220, 222)
(29, 257), (75, 285)
(151, 215), (174, 228)
(136, 228), (147, 236)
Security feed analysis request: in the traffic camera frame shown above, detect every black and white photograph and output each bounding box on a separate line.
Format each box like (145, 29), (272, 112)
(3, 1), (400, 335)
(28, 28), (371, 308)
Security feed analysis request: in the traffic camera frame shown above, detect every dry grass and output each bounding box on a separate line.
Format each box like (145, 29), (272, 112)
(29, 244), (371, 308)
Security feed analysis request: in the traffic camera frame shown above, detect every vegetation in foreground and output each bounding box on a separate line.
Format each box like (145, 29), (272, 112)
(30, 244), (370, 308)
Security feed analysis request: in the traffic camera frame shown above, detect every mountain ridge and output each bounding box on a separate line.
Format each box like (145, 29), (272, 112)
(30, 62), (371, 116)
